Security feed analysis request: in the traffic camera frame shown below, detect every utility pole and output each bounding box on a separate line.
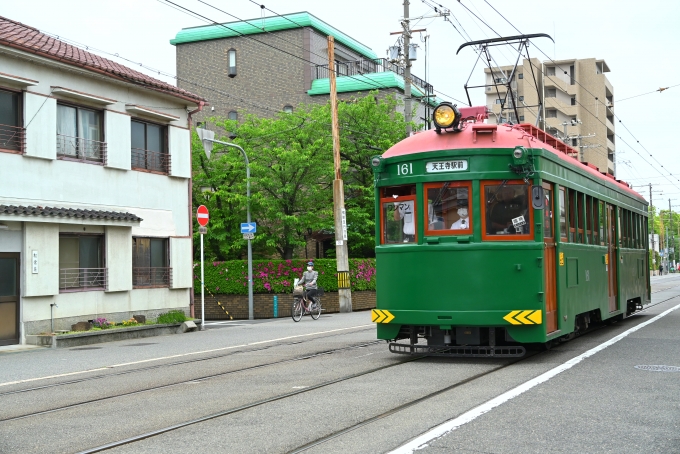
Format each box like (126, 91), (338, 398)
(669, 198), (673, 272)
(328, 36), (352, 313)
(650, 184), (654, 258)
(403, 0), (412, 136)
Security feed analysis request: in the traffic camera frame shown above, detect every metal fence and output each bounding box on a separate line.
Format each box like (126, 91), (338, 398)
(59, 268), (107, 290)
(314, 58), (433, 94)
(0, 124), (25, 153)
(131, 148), (171, 174)
(133, 267), (172, 288)
(57, 134), (107, 164)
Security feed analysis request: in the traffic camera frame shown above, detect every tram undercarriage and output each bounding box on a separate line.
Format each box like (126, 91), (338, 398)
(388, 326), (526, 358)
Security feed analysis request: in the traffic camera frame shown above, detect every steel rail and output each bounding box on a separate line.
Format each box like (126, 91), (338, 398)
(0, 327), (374, 398)
(0, 338), (383, 423)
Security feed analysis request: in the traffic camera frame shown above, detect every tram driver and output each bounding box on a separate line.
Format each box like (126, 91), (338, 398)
(487, 185), (530, 235)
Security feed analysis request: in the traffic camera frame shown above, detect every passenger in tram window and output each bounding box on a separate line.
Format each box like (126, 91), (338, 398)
(394, 186), (417, 242)
(487, 185), (529, 234)
(450, 199), (469, 230)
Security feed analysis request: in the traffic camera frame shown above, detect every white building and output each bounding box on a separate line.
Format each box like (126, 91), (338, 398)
(0, 16), (206, 345)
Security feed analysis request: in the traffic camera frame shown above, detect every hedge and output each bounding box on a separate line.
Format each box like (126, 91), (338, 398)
(194, 258), (376, 295)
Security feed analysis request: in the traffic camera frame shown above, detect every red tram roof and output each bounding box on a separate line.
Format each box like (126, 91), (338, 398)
(384, 123), (645, 203)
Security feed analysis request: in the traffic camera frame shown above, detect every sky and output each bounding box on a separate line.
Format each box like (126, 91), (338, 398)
(3, 0), (680, 208)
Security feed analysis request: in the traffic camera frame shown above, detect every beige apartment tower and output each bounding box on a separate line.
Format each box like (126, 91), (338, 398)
(484, 58), (615, 175)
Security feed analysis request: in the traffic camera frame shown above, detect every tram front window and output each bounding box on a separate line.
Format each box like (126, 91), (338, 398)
(425, 182), (472, 235)
(484, 182), (531, 237)
(381, 185), (417, 244)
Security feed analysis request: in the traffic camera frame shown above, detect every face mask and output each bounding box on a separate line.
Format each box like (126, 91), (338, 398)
(307, 267), (312, 271)
(457, 208), (468, 218)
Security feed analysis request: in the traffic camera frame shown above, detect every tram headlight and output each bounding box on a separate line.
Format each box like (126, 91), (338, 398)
(370, 155), (385, 172)
(512, 146), (528, 165)
(432, 102), (461, 133)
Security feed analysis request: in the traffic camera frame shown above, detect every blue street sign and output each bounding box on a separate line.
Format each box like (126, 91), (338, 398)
(241, 222), (257, 233)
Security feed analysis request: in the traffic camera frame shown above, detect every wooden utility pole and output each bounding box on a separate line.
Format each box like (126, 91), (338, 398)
(328, 36), (352, 313)
(403, 0), (412, 136)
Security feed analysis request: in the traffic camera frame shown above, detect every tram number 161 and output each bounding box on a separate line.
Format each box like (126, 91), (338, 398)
(396, 163), (413, 176)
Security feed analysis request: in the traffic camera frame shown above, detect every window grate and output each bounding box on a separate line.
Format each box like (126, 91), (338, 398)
(133, 267), (172, 288)
(0, 124), (25, 153)
(59, 268), (107, 290)
(57, 134), (106, 164)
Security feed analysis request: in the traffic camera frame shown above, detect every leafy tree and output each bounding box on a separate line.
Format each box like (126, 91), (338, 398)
(192, 92), (413, 261)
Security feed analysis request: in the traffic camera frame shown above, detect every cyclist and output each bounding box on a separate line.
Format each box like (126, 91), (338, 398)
(297, 261), (319, 308)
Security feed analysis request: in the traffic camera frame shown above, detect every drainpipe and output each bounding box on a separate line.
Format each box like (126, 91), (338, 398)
(187, 101), (205, 318)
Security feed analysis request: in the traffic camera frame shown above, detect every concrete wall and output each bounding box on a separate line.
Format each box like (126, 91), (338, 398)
(23, 223), (59, 297)
(195, 290), (376, 320)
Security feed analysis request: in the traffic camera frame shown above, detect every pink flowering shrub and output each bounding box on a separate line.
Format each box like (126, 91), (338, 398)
(195, 258), (376, 295)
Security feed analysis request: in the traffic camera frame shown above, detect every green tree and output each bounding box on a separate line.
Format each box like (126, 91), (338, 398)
(193, 92), (413, 260)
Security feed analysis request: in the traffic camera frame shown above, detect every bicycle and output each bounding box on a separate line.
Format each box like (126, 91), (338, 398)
(291, 286), (323, 322)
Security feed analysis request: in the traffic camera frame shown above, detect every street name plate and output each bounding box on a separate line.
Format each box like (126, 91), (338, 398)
(243, 233), (255, 240)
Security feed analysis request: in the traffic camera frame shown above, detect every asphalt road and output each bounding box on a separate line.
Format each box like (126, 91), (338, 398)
(0, 276), (678, 454)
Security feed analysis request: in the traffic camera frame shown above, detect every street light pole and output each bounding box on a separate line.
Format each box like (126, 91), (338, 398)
(197, 128), (254, 320)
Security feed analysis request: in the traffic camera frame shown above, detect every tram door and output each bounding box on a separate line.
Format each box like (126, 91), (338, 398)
(0, 253), (20, 346)
(543, 183), (558, 333)
(606, 204), (618, 312)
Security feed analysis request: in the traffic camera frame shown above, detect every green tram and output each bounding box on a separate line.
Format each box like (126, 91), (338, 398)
(370, 104), (650, 357)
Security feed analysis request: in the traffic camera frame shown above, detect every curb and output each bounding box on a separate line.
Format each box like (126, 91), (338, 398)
(25, 323), (191, 348)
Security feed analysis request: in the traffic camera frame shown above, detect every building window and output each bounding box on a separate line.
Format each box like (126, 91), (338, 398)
(283, 105), (293, 113)
(519, 116), (525, 122)
(132, 237), (171, 287)
(546, 66), (555, 76)
(228, 111), (238, 120)
(131, 120), (169, 174)
(228, 49), (237, 78)
(57, 103), (106, 163)
(518, 73), (523, 79)
(0, 88), (24, 153)
(59, 235), (106, 290)
(546, 109), (557, 118)
(546, 88), (556, 98)
(571, 97), (576, 106)
(495, 98), (503, 104)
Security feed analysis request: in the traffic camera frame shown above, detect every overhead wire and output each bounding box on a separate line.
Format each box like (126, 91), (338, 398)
(478, 0), (680, 192)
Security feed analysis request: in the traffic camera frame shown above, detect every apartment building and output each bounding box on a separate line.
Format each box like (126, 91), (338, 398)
(171, 12), (435, 127)
(485, 57), (615, 175)
(0, 16), (205, 344)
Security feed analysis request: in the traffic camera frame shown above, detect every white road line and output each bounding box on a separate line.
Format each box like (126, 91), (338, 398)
(0, 324), (373, 388)
(389, 302), (680, 454)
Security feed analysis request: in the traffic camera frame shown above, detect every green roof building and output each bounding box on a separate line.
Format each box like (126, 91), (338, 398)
(172, 12), (435, 124)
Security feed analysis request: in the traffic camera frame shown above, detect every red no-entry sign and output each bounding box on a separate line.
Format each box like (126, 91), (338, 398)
(196, 205), (209, 227)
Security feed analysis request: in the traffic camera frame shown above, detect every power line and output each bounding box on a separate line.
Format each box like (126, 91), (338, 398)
(472, 0), (680, 192)
(617, 84), (680, 103)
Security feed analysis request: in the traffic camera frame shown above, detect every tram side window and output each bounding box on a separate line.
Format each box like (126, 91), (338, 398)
(592, 197), (600, 245)
(633, 213), (640, 249)
(482, 181), (531, 238)
(617, 209), (623, 248)
(585, 195), (593, 244)
(577, 193), (585, 243)
(599, 201), (606, 245)
(381, 185), (417, 244)
(424, 182), (472, 235)
(559, 187), (567, 241)
(568, 189), (576, 242)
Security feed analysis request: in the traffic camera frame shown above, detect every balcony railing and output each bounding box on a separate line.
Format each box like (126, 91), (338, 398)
(0, 124), (25, 153)
(314, 58), (433, 94)
(59, 268), (107, 290)
(131, 148), (171, 174)
(133, 267), (172, 288)
(57, 134), (107, 164)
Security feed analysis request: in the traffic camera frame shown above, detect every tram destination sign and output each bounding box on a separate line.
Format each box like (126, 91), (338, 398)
(426, 160), (468, 173)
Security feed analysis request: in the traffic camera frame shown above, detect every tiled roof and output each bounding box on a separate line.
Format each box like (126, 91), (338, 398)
(0, 16), (206, 104)
(0, 205), (143, 222)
